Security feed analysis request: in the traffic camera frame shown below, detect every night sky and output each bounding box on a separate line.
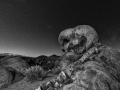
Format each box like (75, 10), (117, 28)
(0, 0), (120, 57)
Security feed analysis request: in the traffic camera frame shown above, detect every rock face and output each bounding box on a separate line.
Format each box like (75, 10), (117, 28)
(63, 46), (120, 90)
(63, 61), (119, 90)
(0, 56), (29, 89)
(1, 57), (29, 70)
(0, 66), (12, 90)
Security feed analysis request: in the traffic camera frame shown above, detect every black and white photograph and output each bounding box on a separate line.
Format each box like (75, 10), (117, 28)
(0, 0), (120, 90)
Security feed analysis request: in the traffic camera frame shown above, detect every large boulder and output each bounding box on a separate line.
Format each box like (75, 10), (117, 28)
(63, 61), (120, 90)
(0, 56), (29, 87)
(63, 46), (120, 90)
(1, 57), (29, 70)
(0, 66), (12, 89)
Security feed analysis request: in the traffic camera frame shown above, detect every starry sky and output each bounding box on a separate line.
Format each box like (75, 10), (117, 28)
(0, 0), (120, 57)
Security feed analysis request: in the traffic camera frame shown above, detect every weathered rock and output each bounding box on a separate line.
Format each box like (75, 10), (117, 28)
(1, 57), (29, 70)
(63, 46), (120, 90)
(0, 66), (12, 90)
(0, 56), (29, 87)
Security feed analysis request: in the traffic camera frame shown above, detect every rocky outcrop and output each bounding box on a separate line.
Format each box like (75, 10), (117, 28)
(0, 66), (12, 90)
(1, 57), (29, 70)
(63, 46), (120, 90)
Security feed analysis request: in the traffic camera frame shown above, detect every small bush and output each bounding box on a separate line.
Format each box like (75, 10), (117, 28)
(19, 65), (46, 83)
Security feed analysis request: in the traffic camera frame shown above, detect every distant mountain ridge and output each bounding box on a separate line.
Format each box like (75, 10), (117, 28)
(0, 53), (60, 58)
(0, 53), (60, 70)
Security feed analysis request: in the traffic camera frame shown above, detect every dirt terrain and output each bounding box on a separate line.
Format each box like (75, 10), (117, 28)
(4, 75), (61, 90)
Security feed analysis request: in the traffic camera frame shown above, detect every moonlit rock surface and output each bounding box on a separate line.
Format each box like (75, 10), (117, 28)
(63, 46), (120, 90)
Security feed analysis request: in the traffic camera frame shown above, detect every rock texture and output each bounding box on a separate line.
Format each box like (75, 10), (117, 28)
(63, 46), (120, 90)
(0, 66), (12, 90)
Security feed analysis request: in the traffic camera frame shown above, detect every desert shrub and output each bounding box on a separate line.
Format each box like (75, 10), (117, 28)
(18, 65), (46, 83)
